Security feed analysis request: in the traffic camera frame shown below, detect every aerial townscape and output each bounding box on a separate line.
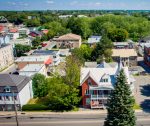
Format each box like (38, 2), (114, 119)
(0, 0), (150, 126)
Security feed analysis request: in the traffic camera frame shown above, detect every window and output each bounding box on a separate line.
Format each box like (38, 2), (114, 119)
(5, 96), (10, 101)
(85, 89), (89, 95)
(14, 96), (17, 101)
(86, 98), (90, 105)
(4, 86), (11, 92)
(88, 79), (92, 85)
(102, 79), (108, 82)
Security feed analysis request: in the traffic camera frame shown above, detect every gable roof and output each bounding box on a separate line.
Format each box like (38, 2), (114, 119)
(0, 74), (31, 92)
(80, 64), (133, 89)
(56, 33), (81, 41)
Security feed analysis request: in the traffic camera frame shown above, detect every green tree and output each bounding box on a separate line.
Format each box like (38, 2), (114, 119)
(91, 36), (113, 62)
(72, 44), (93, 63)
(44, 21), (70, 38)
(108, 28), (129, 42)
(63, 55), (81, 87)
(26, 19), (41, 27)
(67, 17), (92, 39)
(47, 55), (81, 110)
(15, 44), (31, 57)
(32, 37), (41, 48)
(32, 73), (48, 98)
(104, 70), (136, 126)
(47, 76), (79, 110)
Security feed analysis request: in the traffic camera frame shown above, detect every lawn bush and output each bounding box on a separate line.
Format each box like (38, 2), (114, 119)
(22, 104), (49, 111)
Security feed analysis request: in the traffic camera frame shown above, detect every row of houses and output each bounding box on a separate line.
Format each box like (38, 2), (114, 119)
(0, 60), (135, 110)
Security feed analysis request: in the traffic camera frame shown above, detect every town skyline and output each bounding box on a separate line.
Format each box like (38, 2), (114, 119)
(0, 0), (150, 10)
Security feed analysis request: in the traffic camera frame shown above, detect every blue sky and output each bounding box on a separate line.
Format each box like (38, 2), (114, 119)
(0, 0), (150, 10)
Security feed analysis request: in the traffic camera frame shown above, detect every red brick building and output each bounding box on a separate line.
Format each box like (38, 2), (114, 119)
(144, 44), (150, 66)
(80, 62), (135, 109)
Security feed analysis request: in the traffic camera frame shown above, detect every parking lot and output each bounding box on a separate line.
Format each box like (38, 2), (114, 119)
(134, 75), (150, 110)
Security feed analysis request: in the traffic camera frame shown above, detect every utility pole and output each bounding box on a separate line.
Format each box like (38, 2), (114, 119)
(13, 92), (19, 126)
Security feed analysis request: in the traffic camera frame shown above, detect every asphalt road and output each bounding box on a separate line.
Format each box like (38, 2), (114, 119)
(0, 113), (150, 126)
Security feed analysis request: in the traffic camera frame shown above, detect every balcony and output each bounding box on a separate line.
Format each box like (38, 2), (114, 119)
(91, 94), (109, 99)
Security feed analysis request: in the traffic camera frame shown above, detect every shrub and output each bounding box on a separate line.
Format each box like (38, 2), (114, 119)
(22, 104), (49, 111)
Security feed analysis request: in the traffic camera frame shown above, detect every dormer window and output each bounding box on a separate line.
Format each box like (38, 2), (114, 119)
(4, 86), (11, 92)
(102, 78), (108, 82)
(88, 79), (92, 85)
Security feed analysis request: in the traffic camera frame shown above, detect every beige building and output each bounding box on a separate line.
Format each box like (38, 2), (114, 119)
(55, 33), (81, 49)
(112, 49), (137, 67)
(0, 44), (14, 71)
(15, 55), (52, 70)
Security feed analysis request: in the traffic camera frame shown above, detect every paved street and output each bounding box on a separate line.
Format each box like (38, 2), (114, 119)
(1, 63), (17, 74)
(0, 113), (150, 126)
(134, 75), (150, 111)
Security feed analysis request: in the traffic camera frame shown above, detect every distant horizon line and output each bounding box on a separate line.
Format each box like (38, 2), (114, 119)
(0, 9), (150, 12)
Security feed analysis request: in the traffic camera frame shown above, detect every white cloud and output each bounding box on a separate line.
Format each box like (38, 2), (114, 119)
(7, 2), (16, 5)
(46, 0), (54, 4)
(95, 2), (101, 6)
(70, 1), (78, 5)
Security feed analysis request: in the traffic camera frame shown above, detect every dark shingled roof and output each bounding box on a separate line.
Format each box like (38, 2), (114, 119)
(0, 74), (31, 92)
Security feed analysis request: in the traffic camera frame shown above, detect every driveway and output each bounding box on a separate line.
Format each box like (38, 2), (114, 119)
(134, 75), (150, 111)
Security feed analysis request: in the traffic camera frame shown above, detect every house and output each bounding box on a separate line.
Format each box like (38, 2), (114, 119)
(7, 28), (19, 40)
(0, 74), (33, 111)
(113, 42), (133, 49)
(41, 29), (49, 34)
(32, 50), (60, 65)
(144, 44), (150, 67)
(80, 61), (135, 109)
(78, 15), (88, 18)
(0, 16), (8, 23)
(58, 15), (72, 19)
(15, 55), (52, 70)
(18, 28), (30, 36)
(55, 33), (81, 49)
(84, 62), (98, 68)
(19, 64), (47, 77)
(87, 36), (101, 46)
(0, 34), (10, 44)
(112, 49), (137, 67)
(138, 43), (150, 56)
(28, 31), (42, 38)
(10, 38), (32, 46)
(0, 44), (14, 71)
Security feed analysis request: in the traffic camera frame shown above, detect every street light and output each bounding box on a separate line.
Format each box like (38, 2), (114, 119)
(12, 92), (19, 126)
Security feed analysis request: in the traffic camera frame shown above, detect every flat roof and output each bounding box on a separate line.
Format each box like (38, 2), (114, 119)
(112, 49), (137, 57)
(15, 55), (49, 62)
(32, 50), (58, 56)
(113, 42), (129, 46)
(20, 64), (44, 72)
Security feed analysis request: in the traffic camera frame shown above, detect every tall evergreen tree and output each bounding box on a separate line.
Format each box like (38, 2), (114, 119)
(104, 69), (136, 126)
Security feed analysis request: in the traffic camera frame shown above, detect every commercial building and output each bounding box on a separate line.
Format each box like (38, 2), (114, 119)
(0, 44), (14, 71)
(144, 44), (150, 67)
(54, 33), (81, 49)
(112, 49), (137, 67)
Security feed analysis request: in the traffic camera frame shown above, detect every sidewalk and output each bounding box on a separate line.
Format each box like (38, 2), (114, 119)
(0, 109), (144, 117)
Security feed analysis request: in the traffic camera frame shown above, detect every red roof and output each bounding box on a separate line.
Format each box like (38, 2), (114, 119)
(41, 29), (49, 34)
(9, 28), (18, 33)
(44, 58), (53, 65)
(0, 25), (4, 32)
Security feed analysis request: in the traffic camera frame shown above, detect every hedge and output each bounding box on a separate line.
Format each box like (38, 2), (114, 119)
(22, 104), (49, 111)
